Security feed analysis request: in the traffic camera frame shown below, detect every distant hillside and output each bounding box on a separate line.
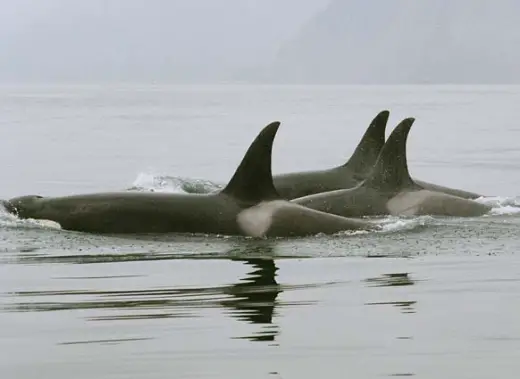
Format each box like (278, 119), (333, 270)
(268, 0), (520, 84)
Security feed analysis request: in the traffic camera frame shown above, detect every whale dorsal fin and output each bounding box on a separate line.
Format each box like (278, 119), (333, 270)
(342, 110), (389, 174)
(221, 121), (281, 204)
(362, 117), (418, 192)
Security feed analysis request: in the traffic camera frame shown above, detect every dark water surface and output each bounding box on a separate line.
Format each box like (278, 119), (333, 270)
(1, 85), (519, 378)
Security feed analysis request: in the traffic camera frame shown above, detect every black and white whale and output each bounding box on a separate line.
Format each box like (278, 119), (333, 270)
(292, 118), (492, 218)
(3, 122), (379, 237)
(157, 109), (482, 200)
(273, 109), (482, 200)
(272, 110), (390, 199)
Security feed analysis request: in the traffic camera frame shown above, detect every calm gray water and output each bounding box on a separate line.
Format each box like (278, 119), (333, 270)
(1, 84), (519, 378)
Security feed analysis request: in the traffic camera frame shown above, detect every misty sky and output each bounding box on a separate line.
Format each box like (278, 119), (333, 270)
(0, 0), (330, 82)
(0, 0), (519, 84)
(272, 0), (520, 84)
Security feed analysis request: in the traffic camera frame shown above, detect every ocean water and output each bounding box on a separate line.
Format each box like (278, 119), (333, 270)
(0, 84), (519, 378)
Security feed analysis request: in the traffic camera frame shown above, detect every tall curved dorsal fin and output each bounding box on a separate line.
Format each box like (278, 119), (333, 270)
(342, 110), (389, 173)
(362, 117), (417, 191)
(221, 121), (281, 203)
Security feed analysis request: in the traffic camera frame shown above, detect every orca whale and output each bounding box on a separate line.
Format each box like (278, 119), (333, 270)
(292, 118), (492, 218)
(272, 110), (390, 199)
(158, 110), (482, 200)
(3, 122), (379, 237)
(273, 110), (482, 200)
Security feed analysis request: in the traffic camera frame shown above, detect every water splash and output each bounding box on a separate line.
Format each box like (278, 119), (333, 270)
(378, 215), (437, 233)
(127, 172), (222, 194)
(476, 196), (520, 215)
(0, 204), (62, 230)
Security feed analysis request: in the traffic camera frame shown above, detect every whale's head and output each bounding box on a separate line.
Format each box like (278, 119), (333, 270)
(2, 195), (44, 218)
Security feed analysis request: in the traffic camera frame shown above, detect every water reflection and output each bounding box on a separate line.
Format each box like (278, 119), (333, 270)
(365, 300), (417, 314)
(364, 273), (415, 287)
(223, 255), (281, 342)
(6, 241), (290, 344)
(364, 272), (417, 314)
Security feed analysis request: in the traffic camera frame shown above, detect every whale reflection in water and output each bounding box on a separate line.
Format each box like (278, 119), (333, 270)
(223, 257), (281, 342)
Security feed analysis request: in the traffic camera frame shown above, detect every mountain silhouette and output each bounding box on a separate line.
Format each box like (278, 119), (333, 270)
(269, 0), (520, 84)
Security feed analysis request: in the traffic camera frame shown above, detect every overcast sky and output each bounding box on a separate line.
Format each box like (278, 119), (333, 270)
(0, 0), (518, 84)
(0, 0), (330, 82)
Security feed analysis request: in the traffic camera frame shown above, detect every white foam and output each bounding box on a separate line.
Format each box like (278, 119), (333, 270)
(129, 172), (222, 194)
(333, 229), (372, 237)
(476, 196), (520, 215)
(130, 172), (185, 193)
(0, 205), (62, 230)
(377, 215), (436, 233)
(488, 205), (520, 216)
